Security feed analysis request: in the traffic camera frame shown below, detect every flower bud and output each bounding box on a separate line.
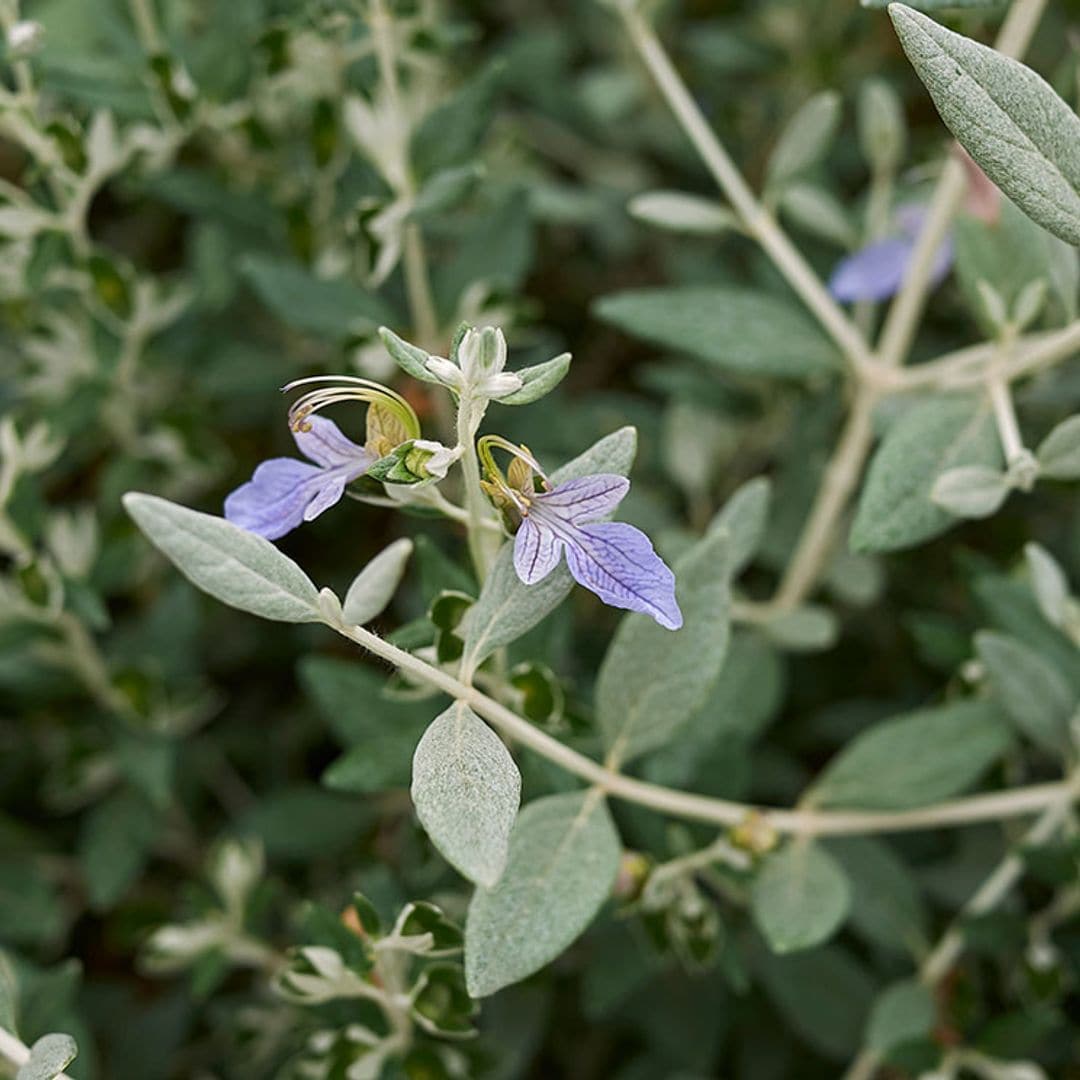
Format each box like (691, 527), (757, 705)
(458, 326), (507, 381)
(7, 19), (44, 57)
(368, 439), (459, 485)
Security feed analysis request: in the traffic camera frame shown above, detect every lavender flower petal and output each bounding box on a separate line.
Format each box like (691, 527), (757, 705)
(828, 236), (916, 303)
(513, 516), (563, 584)
(294, 415), (372, 469)
(533, 475), (630, 524)
(563, 521), (683, 630)
(224, 459), (335, 539)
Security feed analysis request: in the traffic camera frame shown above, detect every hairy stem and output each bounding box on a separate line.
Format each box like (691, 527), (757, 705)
(842, 773), (1077, 1080)
(456, 393), (498, 582)
(618, 4), (873, 378)
(328, 615), (1076, 838)
(773, 386), (878, 610)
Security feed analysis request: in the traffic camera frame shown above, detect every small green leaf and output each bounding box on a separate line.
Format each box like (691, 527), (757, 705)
(780, 183), (858, 248)
(594, 287), (841, 378)
(930, 465), (1010, 518)
(1036, 415), (1080, 479)
(851, 395), (1000, 553)
(627, 190), (739, 235)
(410, 64), (501, 180)
(78, 788), (161, 911)
(342, 538), (413, 625)
(810, 699), (1012, 809)
(976, 631), (1076, 753)
(240, 254), (393, 339)
(1025, 543), (1070, 629)
(597, 530), (731, 766)
(378, 326), (442, 384)
(497, 352), (571, 405)
(752, 842), (851, 954)
(409, 162), (484, 221)
(460, 428), (637, 665)
(123, 494), (322, 623)
(890, 4), (1080, 246)
(16, 1033), (78, 1080)
(865, 979), (935, 1053)
(465, 790), (621, 997)
(411, 703), (521, 888)
(857, 77), (906, 173)
(708, 477), (771, 576)
(766, 91), (842, 190)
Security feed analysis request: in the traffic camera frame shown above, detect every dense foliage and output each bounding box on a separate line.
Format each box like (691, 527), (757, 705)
(2, 0), (1079, 1078)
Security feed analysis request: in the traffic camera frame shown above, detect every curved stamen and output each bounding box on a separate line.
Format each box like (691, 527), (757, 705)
(281, 376), (420, 439)
(476, 435), (550, 513)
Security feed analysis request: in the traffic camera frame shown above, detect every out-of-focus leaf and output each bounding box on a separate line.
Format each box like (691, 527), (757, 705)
(594, 287), (841, 378)
(809, 699), (1012, 809)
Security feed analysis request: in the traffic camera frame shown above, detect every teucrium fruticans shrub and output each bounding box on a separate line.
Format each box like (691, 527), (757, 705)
(4, 0), (1080, 1076)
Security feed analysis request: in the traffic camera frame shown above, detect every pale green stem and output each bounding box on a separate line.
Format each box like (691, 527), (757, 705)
(875, 0), (1049, 370)
(456, 392), (499, 584)
(128, 0), (163, 54)
(617, 3), (874, 379)
(326, 614), (1077, 837)
(842, 772), (1078, 1080)
(772, 385), (878, 611)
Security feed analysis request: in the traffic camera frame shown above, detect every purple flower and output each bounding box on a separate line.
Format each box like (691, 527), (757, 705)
(224, 416), (375, 540)
(828, 205), (954, 303)
(513, 474), (683, 630)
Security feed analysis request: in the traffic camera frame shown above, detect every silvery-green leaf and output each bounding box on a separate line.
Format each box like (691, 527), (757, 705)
(828, 837), (928, 955)
(863, 0), (1002, 7)
(595, 287), (841, 378)
(865, 979), (935, 1053)
(762, 605), (839, 653)
(378, 327), (442, 383)
(123, 494), (321, 623)
(16, 1033), (78, 1080)
(460, 428), (637, 666)
(890, 4), (1080, 246)
(780, 183), (858, 248)
(411, 703), (521, 887)
(755, 945), (874, 1061)
(1025, 543), (1069, 629)
(1036, 415), (1080, 479)
(766, 91), (842, 190)
(930, 465), (1010, 519)
(857, 77), (906, 173)
(409, 162), (484, 221)
(810, 699), (1012, 809)
(496, 353), (571, 405)
(627, 190), (739, 235)
(752, 841), (851, 954)
(708, 477), (771, 576)
(465, 790), (620, 997)
(850, 395), (1000, 553)
(597, 530), (731, 767)
(975, 631), (1075, 753)
(240, 254), (393, 339)
(342, 538), (413, 625)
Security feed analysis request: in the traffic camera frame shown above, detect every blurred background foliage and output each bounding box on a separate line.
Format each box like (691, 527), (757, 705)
(1, 0), (1079, 1076)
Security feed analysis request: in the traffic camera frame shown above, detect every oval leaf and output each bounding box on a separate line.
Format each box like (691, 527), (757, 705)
(597, 529), (731, 767)
(850, 395), (1000, 554)
(465, 790), (620, 997)
(122, 493), (321, 623)
(976, 631), (1076, 754)
(594, 287), (841, 378)
(342, 538), (413, 625)
(17, 1034), (78, 1080)
(810, 699), (1012, 809)
(411, 703), (522, 888)
(752, 841), (851, 954)
(890, 4), (1080, 246)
